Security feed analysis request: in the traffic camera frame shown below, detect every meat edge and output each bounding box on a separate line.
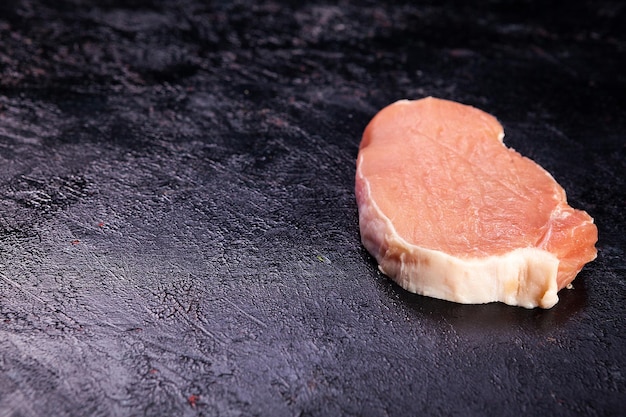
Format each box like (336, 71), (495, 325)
(355, 156), (561, 309)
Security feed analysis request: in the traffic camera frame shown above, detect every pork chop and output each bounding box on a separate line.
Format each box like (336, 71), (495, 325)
(355, 97), (598, 308)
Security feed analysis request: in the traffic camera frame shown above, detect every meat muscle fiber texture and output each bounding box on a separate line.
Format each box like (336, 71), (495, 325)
(355, 97), (598, 308)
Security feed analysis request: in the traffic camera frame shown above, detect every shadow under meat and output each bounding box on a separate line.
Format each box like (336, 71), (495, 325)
(382, 271), (588, 336)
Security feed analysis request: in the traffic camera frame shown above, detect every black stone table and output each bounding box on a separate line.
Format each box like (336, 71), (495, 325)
(1, 1), (624, 416)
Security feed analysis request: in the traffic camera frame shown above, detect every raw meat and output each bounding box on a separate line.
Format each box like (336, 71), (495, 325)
(355, 97), (598, 308)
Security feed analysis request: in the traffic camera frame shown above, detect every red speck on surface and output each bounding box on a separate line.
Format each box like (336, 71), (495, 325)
(71, 240), (80, 245)
(98, 222), (105, 227)
(149, 369), (158, 374)
(269, 116), (286, 127)
(188, 394), (199, 407)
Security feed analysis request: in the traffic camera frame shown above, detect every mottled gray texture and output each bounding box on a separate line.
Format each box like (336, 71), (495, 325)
(0, 1), (625, 416)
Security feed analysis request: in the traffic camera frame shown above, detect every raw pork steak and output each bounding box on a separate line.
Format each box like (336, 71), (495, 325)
(355, 97), (597, 308)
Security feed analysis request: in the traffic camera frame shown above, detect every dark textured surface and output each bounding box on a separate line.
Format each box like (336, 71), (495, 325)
(1, 1), (625, 416)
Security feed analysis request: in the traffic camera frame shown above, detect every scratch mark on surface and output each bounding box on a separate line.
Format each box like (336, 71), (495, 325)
(0, 270), (48, 305)
(0, 270), (83, 329)
(223, 297), (268, 328)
